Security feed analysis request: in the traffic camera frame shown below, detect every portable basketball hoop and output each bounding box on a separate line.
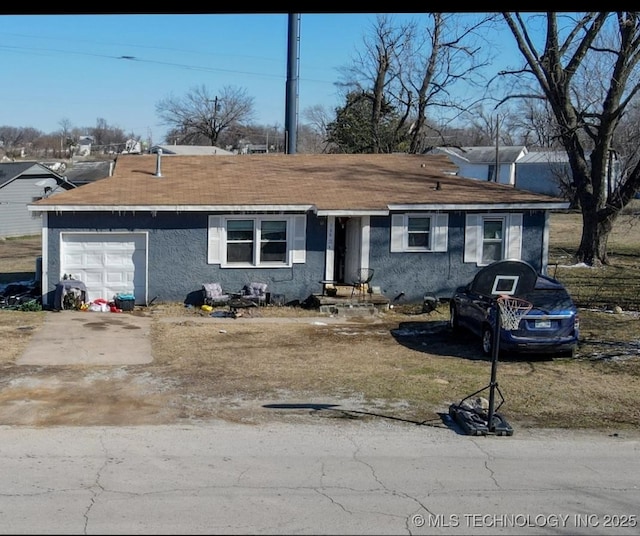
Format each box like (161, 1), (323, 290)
(449, 260), (536, 437)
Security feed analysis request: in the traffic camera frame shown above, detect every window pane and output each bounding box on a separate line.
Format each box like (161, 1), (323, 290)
(484, 221), (502, 239)
(261, 242), (287, 262)
(408, 217), (430, 232)
(408, 217), (430, 248)
(482, 219), (503, 262)
(227, 243), (253, 263)
(227, 220), (253, 241)
(482, 243), (502, 263)
(408, 233), (429, 248)
(261, 220), (287, 240)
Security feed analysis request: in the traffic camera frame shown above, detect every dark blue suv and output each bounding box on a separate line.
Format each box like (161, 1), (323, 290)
(450, 265), (579, 358)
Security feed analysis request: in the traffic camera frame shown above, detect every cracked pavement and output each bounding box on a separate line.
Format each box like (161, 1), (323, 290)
(1, 422), (638, 534)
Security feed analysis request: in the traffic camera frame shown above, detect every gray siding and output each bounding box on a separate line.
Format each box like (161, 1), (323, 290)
(0, 178), (46, 238)
(45, 212), (326, 306)
(369, 211), (545, 302)
(515, 162), (571, 197)
(44, 209), (548, 306)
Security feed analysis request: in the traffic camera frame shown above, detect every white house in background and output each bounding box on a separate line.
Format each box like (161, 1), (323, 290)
(149, 144), (235, 156)
(426, 146), (528, 186)
(76, 136), (94, 157)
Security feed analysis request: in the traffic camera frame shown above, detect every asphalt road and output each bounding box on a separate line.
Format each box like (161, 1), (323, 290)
(1, 422), (638, 535)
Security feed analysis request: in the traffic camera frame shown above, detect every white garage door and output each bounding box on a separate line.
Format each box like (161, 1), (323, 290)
(61, 232), (147, 305)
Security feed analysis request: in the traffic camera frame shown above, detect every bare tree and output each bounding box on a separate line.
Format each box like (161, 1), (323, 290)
(503, 100), (563, 148)
(336, 15), (413, 153)
(301, 104), (333, 153)
(500, 12), (640, 266)
(401, 13), (497, 153)
(57, 118), (76, 157)
(336, 13), (497, 154)
(156, 84), (255, 146)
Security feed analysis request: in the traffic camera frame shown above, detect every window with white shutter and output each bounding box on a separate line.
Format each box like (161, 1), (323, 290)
(390, 213), (448, 253)
(208, 214), (306, 267)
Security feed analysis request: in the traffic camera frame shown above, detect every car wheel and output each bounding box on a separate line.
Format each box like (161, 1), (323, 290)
(482, 326), (493, 356)
(449, 305), (461, 332)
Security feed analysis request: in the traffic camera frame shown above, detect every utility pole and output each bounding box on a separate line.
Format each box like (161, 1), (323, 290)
(285, 14), (300, 154)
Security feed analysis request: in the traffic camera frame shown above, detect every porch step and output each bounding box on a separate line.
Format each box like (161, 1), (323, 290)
(319, 302), (377, 316)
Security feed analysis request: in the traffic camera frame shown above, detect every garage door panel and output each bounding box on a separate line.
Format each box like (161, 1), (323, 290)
(106, 271), (127, 284)
(85, 253), (105, 267)
(81, 271), (104, 285)
(61, 233), (147, 305)
(104, 254), (134, 268)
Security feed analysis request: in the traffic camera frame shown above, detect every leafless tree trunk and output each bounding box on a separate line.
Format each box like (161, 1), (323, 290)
(501, 12), (640, 266)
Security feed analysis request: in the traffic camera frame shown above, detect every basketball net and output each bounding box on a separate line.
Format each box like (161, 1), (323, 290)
(496, 295), (533, 330)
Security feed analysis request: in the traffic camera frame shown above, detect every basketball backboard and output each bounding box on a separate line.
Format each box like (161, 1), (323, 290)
(469, 259), (538, 297)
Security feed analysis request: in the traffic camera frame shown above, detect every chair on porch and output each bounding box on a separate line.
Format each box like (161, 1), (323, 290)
(241, 282), (269, 306)
(202, 283), (231, 306)
(350, 268), (374, 300)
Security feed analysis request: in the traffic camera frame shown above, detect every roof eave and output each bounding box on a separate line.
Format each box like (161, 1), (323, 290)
(28, 204), (316, 213)
(388, 202), (570, 210)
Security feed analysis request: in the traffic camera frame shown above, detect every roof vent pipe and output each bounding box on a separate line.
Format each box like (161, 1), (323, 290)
(155, 149), (162, 177)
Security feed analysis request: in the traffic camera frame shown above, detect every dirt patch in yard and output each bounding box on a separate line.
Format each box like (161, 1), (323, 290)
(1, 303), (639, 432)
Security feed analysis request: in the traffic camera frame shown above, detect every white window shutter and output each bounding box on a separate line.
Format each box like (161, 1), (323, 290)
(207, 216), (222, 264)
(464, 214), (480, 263)
(390, 214), (404, 252)
(433, 213), (449, 252)
(292, 214), (306, 263)
(507, 213), (523, 259)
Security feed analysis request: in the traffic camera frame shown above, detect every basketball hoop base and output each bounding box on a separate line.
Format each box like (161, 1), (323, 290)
(448, 403), (514, 436)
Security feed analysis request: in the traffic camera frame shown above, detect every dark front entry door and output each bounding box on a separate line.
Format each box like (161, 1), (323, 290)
(334, 217), (347, 283)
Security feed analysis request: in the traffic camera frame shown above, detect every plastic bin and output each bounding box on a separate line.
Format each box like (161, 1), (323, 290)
(115, 295), (135, 311)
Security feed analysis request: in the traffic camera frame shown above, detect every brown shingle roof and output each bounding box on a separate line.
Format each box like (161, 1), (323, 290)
(32, 153), (566, 211)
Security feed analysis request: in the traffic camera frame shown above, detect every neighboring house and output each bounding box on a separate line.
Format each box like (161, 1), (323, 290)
(427, 145), (621, 200)
(516, 150), (622, 199)
(76, 136), (94, 157)
(0, 162), (76, 239)
(149, 144), (235, 156)
(240, 143), (270, 154)
(63, 160), (114, 187)
(29, 153), (569, 309)
(122, 139), (143, 154)
(514, 151), (572, 198)
(426, 146), (528, 186)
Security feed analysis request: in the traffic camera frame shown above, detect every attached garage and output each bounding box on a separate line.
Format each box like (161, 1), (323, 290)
(60, 232), (148, 305)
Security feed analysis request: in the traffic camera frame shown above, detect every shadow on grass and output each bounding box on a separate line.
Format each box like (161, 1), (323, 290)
(390, 320), (556, 363)
(262, 402), (467, 434)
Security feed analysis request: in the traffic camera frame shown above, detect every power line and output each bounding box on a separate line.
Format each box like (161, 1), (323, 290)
(0, 44), (334, 85)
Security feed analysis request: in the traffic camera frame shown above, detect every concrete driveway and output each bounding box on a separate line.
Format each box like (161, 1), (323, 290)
(17, 310), (152, 366)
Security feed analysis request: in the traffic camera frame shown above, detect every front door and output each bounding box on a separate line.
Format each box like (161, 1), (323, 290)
(343, 218), (361, 284)
(333, 218), (347, 283)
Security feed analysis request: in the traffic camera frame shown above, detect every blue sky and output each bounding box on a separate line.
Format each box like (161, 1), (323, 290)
(0, 13), (523, 145)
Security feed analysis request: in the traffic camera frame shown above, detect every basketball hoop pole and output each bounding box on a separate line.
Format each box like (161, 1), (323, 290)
(448, 296), (514, 437)
(487, 298), (502, 433)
